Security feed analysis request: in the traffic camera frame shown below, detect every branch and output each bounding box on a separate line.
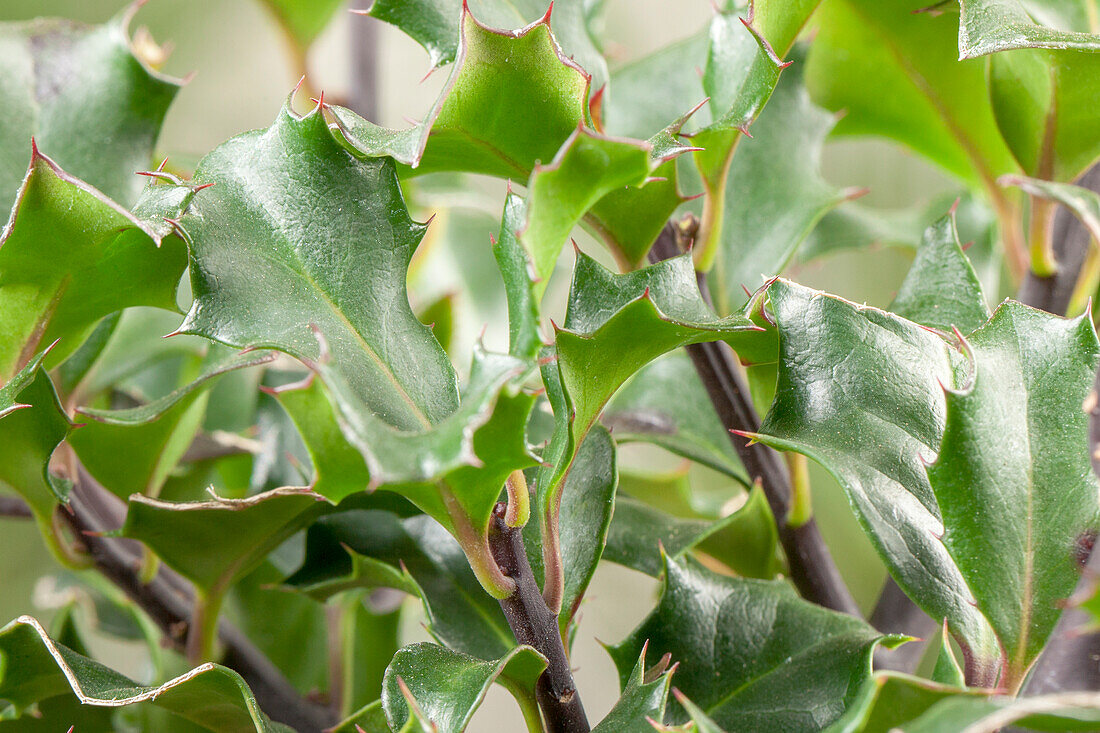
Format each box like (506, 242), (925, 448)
(0, 495), (33, 518)
(1016, 163), (1100, 314)
(59, 461), (336, 733)
(648, 221), (860, 617)
(488, 504), (589, 733)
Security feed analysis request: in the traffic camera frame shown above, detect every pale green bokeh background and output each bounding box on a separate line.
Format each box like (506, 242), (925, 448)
(0, 0), (957, 728)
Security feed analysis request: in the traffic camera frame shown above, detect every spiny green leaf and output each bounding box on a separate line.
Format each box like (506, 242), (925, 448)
(382, 643), (546, 733)
(332, 7), (689, 272)
(364, 0), (608, 92)
(889, 211), (991, 334)
(603, 352), (748, 485)
(591, 647), (675, 732)
(120, 487), (327, 597)
(0, 615), (290, 732)
(608, 555), (892, 731)
(179, 103), (457, 432)
(0, 349), (71, 523)
(927, 301), (1100, 682)
(0, 8), (180, 214)
(754, 279), (1100, 684)
(804, 0), (1020, 191)
(690, 0), (822, 189)
(0, 149), (190, 379)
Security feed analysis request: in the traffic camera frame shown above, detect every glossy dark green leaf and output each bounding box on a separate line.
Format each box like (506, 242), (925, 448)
(0, 149), (190, 378)
(0, 350), (71, 524)
(605, 487), (778, 579)
(889, 212), (991, 334)
(603, 352), (748, 484)
(329, 699), (393, 733)
(0, 615), (291, 732)
(804, 0), (1020, 193)
(284, 509), (515, 662)
(591, 648), (674, 733)
(179, 103), (456, 431)
(381, 642), (546, 733)
(608, 555), (892, 731)
(753, 279), (1100, 685)
(0, 9), (180, 214)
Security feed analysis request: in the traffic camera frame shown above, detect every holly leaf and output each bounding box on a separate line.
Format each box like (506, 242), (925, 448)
(605, 487), (778, 579)
(0, 148), (191, 379)
(284, 509), (515, 662)
(363, 0), (608, 92)
(331, 7), (690, 276)
(0, 615), (291, 732)
(0, 8), (181, 214)
(804, 0), (1019, 195)
(958, 0), (1100, 56)
(536, 251), (760, 607)
(591, 647), (675, 733)
(179, 103), (456, 430)
(119, 487), (327, 619)
(607, 555), (894, 730)
(381, 643), (546, 733)
(0, 348), (71, 524)
(603, 352), (748, 484)
(753, 279), (1100, 685)
(70, 348), (275, 498)
(492, 190), (543, 360)
(889, 211), (991, 334)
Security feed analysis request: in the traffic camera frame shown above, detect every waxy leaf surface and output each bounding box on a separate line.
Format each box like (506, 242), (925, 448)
(382, 643), (546, 733)
(591, 649), (674, 732)
(0, 615), (289, 732)
(608, 556), (889, 731)
(0, 11), (179, 214)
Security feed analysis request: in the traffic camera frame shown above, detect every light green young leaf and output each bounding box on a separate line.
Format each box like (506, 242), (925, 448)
(364, 0), (608, 91)
(381, 643), (546, 733)
(0, 8), (181, 214)
(0, 615), (291, 732)
(900, 691), (1100, 732)
(958, 0), (1100, 56)
(823, 671), (981, 733)
(258, 0), (345, 52)
(492, 190), (544, 360)
(0, 149), (190, 379)
(608, 555), (893, 730)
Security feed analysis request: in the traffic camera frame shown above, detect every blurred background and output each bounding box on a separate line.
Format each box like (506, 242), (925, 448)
(0, 0), (960, 728)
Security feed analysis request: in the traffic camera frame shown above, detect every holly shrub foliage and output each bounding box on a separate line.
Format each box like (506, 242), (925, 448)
(4, 0), (1100, 732)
